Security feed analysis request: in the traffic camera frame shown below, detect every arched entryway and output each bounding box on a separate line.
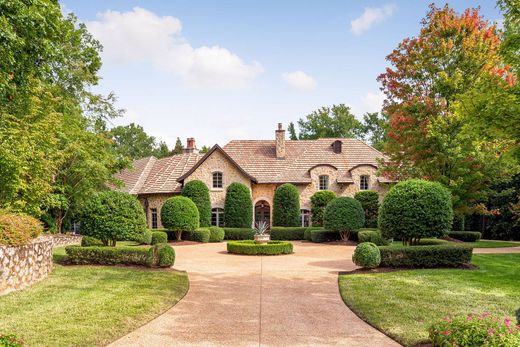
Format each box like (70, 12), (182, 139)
(254, 200), (271, 228)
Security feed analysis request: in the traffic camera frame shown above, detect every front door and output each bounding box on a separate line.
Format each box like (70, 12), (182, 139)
(255, 200), (271, 228)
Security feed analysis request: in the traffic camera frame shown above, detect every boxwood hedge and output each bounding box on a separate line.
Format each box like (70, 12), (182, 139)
(209, 226), (225, 242)
(186, 228), (211, 243)
(304, 227), (324, 241)
(272, 183), (300, 227)
(448, 231), (481, 242)
(310, 230), (341, 243)
(182, 180), (211, 227)
(378, 244), (473, 268)
(65, 245), (154, 266)
(224, 183), (253, 228)
(151, 231), (168, 245)
(270, 227), (307, 240)
(227, 240), (293, 255)
(352, 242), (381, 268)
(357, 229), (390, 246)
(223, 227), (254, 240)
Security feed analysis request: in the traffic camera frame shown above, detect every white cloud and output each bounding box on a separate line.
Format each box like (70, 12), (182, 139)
(361, 91), (386, 113)
(350, 4), (396, 35)
(282, 71), (316, 90)
(87, 7), (263, 89)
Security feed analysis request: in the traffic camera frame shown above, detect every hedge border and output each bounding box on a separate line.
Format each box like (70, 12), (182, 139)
(270, 227), (307, 240)
(226, 240), (293, 255)
(378, 244), (473, 268)
(223, 228), (254, 240)
(448, 231), (481, 242)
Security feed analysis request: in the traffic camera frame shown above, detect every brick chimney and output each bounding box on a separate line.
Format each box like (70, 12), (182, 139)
(275, 123), (285, 159)
(184, 137), (199, 154)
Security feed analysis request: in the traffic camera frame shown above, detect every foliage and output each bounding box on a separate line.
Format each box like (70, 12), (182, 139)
(360, 112), (388, 151)
(310, 190), (336, 226)
(287, 122), (298, 140)
(354, 190), (379, 228)
(323, 197), (365, 240)
(484, 174), (520, 240)
(0, 210), (43, 246)
(171, 137), (183, 155)
(81, 236), (104, 247)
(253, 221), (269, 235)
(224, 183), (253, 228)
(0, 334), (24, 347)
(108, 123), (170, 160)
(378, 4), (519, 214)
(270, 227), (307, 240)
(151, 231), (168, 245)
(199, 145), (210, 154)
(154, 243), (175, 267)
(65, 245), (154, 267)
(160, 196), (199, 241)
(378, 244), (473, 268)
(222, 228), (254, 240)
(186, 228), (210, 243)
(448, 231), (482, 243)
(297, 104), (364, 140)
(310, 230), (340, 243)
(140, 231), (153, 245)
(272, 183), (300, 227)
(429, 313), (520, 347)
(358, 230), (390, 246)
(208, 226), (225, 242)
(181, 180), (211, 227)
(304, 226), (324, 241)
(352, 242), (381, 268)
(78, 191), (146, 246)
(226, 240), (293, 255)
(379, 179), (453, 245)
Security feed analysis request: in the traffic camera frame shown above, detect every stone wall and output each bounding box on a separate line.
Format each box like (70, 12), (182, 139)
(52, 234), (82, 247)
(0, 236), (54, 296)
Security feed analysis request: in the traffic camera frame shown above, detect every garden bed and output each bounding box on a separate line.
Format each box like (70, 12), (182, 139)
(226, 240), (293, 255)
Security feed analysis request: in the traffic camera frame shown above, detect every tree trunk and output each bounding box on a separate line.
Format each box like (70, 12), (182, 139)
(175, 230), (182, 241)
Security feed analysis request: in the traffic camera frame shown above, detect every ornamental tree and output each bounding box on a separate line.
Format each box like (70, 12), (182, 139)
(273, 183), (300, 227)
(182, 180), (211, 227)
(224, 183), (253, 228)
(161, 196), (199, 241)
(310, 190), (336, 226)
(323, 197), (365, 241)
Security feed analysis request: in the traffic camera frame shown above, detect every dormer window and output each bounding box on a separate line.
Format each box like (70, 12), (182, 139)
(212, 172), (223, 189)
(319, 175), (329, 190)
(360, 175), (369, 190)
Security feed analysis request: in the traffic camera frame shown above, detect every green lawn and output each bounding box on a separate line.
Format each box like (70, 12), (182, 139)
(470, 240), (519, 248)
(339, 254), (520, 346)
(0, 253), (188, 346)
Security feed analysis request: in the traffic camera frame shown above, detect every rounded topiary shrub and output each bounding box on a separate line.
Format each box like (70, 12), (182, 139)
(182, 180), (211, 227)
(188, 228), (211, 243)
(0, 210), (43, 246)
(209, 226), (225, 242)
(352, 242), (381, 268)
(156, 243), (175, 267)
(224, 182), (253, 228)
(354, 190), (379, 228)
(79, 191), (146, 246)
(161, 196), (200, 241)
(310, 190), (336, 226)
(273, 183), (300, 227)
(379, 179), (453, 246)
(151, 231), (168, 245)
(81, 236), (104, 247)
(323, 197), (365, 240)
(227, 240), (293, 255)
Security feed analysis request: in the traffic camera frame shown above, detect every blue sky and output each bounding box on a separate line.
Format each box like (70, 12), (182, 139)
(63, 0), (502, 149)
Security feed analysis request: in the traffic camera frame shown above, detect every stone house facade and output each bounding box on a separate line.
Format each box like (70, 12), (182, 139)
(115, 124), (394, 229)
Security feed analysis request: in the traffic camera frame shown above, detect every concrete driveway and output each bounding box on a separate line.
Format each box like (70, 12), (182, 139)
(110, 241), (400, 347)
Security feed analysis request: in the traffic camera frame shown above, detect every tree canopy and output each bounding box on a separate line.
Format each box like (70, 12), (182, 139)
(297, 104), (364, 140)
(108, 123), (170, 160)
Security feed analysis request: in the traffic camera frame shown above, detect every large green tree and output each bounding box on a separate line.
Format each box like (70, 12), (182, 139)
(297, 104), (364, 140)
(108, 123), (170, 160)
(360, 112), (388, 151)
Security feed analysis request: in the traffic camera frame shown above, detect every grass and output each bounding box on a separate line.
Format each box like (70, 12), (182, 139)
(53, 240), (144, 263)
(338, 254), (520, 346)
(0, 247), (188, 347)
(470, 240), (519, 248)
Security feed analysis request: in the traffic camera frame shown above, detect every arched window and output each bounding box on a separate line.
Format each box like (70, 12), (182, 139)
(300, 209), (311, 227)
(212, 171), (223, 189)
(360, 175), (369, 190)
(211, 208), (224, 227)
(318, 175), (329, 190)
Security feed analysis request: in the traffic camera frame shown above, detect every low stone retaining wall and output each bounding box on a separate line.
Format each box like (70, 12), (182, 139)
(52, 234), (82, 247)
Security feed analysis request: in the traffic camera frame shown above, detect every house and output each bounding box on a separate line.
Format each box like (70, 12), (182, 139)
(115, 124), (394, 229)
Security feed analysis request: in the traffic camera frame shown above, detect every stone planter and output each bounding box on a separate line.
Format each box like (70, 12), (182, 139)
(254, 234), (270, 244)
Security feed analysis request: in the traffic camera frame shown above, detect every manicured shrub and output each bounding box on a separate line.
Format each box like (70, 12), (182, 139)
(78, 191), (146, 246)
(224, 183), (253, 228)
(352, 242), (381, 268)
(140, 231), (153, 245)
(310, 190), (336, 226)
(272, 183), (300, 227)
(379, 179), (453, 246)
(304, 226), (324, 241)
(151, 231), (168, 245)
(155, 243), (175, 267)
(323, 197), (365, 240)
(181, 180), (211, 227)
(161, 196), (199, 241)
(227, 240), (293, 255)
(378, 244), (473, 268)
(354, 190), (379, 228)
(452, 214), (465, 231)
(357, 229), (390, 246)
(65, 245), (154, 267)
(81, 236), (104, 247)
(310, 230), (341, 243)
(0, 210), (43, 246)
(0, 334), (24, 347)
(448, 231), (482, 242)
(209, 226), (225, 242)
(223, 227), (255, 240)
(186, 228), (210, 243)
(429, 313), (520, 347)
(270, 227), (307, 240)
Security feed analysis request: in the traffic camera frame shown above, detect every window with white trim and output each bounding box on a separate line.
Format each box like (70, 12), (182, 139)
(151, 208), (158, 229)
(211, 208), (224, 227)
(318, 175), (329, 190)
(212, 172), (223, 189)
(360, 175), (369, 190)
(300, 209), (311, 227)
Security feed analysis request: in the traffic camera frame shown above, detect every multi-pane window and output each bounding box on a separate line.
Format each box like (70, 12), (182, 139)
(300, 209), (311, 227)
(151, 208), (158, 229)
(212, 172), (223, 189)
(318, 175), (329, 190)
(211, 208), (224, 227)
(360, 175), (369, 190)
